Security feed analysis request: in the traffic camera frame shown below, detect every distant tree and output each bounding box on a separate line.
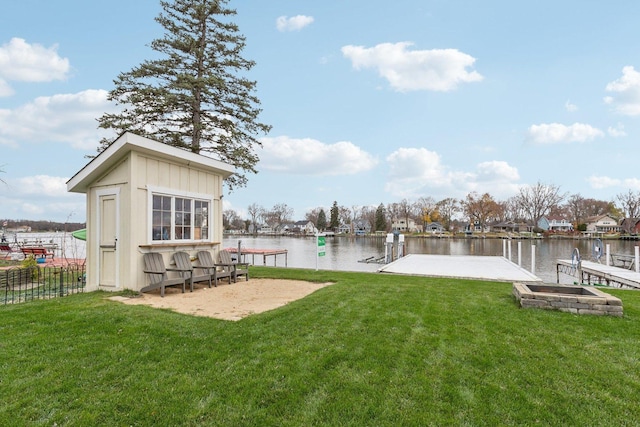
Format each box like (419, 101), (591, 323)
(263, 203), (293, 227)
(435, 197), (460, 231)
(463, 192), (499, 231)
(415, 196), (437, 229)
(317, 209), (327, 231)
(305, 207), (322, 226)
(247, 203), (263, 235)
(617, 190), (640, 218)
(360, 206), (377, 233)
(97, 0), (271, 190)
(375, 203), (387, 232)
(329, 201), (339, 230)
(515, 182), (565, 226)
(338, 205), (351, 230)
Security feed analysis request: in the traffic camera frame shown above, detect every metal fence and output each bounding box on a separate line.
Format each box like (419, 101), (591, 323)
(0, 264), (85, 305)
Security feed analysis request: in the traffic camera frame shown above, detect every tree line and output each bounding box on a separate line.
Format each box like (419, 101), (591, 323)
(224, 182), (640, 234)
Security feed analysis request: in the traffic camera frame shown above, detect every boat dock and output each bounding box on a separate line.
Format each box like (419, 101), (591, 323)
(225, 247), (288, 267)
(378, 254), (542, 283)
(556, 259), (640, 290)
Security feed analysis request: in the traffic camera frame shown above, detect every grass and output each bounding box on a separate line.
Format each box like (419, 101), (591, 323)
(1, 267), (640, 426)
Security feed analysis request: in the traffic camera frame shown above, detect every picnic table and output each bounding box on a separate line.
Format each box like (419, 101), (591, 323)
(20, 247), (54, 260)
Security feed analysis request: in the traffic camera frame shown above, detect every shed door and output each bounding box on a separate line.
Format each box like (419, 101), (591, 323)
(98, 190), (120, 289)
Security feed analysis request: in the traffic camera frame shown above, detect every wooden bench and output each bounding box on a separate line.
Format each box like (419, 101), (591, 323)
(21, 247), (54, 260)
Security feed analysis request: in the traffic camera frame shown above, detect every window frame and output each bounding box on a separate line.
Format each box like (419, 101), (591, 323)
(147, 186), (213, 244)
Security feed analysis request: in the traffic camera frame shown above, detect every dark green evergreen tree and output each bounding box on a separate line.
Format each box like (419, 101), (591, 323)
(375, 203), (387, 232)
(97, 0), (270, 190)
(329, 201), (340, 231)
(317, 209), (327, 231)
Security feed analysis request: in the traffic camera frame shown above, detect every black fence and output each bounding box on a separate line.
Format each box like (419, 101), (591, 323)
(1, 264), (85, 305)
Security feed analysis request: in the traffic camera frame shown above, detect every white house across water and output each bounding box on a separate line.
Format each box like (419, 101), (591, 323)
(67, 132), (235, 292)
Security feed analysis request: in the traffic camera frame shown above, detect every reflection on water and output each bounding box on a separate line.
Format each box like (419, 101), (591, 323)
(224, 235), (640, 284)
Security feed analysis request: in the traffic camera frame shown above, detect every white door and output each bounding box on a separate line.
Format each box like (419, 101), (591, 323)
(97, 189), (120, 289)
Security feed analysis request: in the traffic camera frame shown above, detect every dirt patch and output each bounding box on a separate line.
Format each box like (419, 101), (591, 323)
(108, 278), (333, 321)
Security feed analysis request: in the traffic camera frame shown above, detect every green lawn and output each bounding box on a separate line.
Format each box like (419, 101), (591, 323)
(1, 267), (639, 426)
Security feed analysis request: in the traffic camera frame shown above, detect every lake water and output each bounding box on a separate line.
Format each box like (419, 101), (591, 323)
(223, 235), (640, 284)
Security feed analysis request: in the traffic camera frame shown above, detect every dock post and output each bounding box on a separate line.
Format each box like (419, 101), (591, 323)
(636, 246), (639, 273)
(507, 240), (512, 261)
(531, 244), (536, 274)
(385, 234), (393, 264)
(517, 241), (522, 266)
(606, 244), (610, 266)
(502, 239), (506, 257)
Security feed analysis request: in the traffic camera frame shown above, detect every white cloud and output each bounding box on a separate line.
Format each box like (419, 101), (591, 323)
(623, 178), (640, 190)
(0, 89), (116, 149)
(259, 136), (378, 175)
(604, 66), (640, 115)
(608, 123), (627, 137)
(0, 176), (86, 221)
(586, 175), (621, 189)
(0, 38), (70, 96)
(384, 148), (519, 199)
(341, 42), (483, 92)
(276, 15), (314, 32)
(565, 100), (578, 112)
(526, 122), (604, 144)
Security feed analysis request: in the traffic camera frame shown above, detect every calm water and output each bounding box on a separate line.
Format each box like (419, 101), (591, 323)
(13, 232), (639, 285)
(223, 235), (640, 284)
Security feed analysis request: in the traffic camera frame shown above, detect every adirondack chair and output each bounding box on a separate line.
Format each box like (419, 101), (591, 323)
(172, 251), (213, 291)
(141, 252), (186, 297)
(196, 251), (232, 286)
(219, 250), (249, 282)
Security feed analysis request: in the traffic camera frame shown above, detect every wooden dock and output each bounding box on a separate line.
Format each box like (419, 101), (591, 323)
(225, 247), (288, 267)
(556, 259), (640, 290)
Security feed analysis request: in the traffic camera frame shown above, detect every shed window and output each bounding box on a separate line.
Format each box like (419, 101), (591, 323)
(152, 194), (209, 242)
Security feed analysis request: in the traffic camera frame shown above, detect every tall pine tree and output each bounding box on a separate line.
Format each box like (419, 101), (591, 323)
(329, 201), (339, 231)
(97, 0), (270, 189)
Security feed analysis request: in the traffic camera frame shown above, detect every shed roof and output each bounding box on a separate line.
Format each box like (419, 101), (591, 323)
(67, 132), (235, 194)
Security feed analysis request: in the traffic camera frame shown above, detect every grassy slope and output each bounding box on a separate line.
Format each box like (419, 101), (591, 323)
(1, 267), (639, 426)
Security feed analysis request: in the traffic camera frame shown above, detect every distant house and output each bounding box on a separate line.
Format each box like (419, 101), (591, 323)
(538, 216), (574, 232)
(293, 220), (317, 234)
(425, 222), (445, 233)
(464, 221), (490, 233)
(620, 218), (640, 234)
(584, 215), (620, 233)
(354, 220), (371, 235)
(391, 218), (422, 233)
(492, 221), (531, 233)
(337, 223), (351, 234)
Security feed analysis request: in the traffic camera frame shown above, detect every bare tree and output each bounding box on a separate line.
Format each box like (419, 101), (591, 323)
(338, 205), (351, 230)
(263, 203), (293, 227)
(617, 190), (640, 218)
(305, 207), (324, 226)
(435, 197), (460, 231)
(223, 209), (244, 231)
(515, 181), (565, 226)
(247, 203), (263, 236)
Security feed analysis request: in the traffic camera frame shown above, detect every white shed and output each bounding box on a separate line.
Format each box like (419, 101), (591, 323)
(67, 132), (235, 292)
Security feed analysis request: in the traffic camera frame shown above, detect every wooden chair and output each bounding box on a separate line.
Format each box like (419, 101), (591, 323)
(141, 252), (187, 297)
(172, 251), (213, 291)
(218, 250), (249, 282)
(196, 251), (232, 286)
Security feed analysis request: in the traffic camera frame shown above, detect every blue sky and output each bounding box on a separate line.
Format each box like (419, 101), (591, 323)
(2, 0), (640, 223)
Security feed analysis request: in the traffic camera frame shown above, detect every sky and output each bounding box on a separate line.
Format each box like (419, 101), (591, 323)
(2, 0), (640, 223)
